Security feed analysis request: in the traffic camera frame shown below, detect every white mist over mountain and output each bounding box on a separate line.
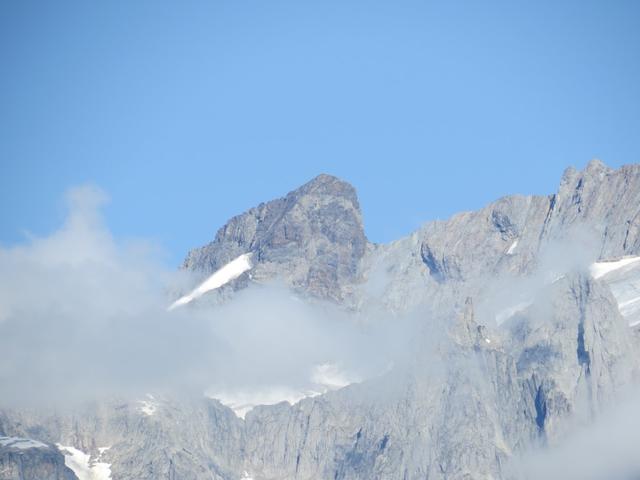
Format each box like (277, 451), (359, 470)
(0, 186), (411, 409)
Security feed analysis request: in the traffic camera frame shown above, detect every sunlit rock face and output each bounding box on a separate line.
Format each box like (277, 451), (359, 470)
(4, 161), (640, 479)
(182, 174), (368, 303)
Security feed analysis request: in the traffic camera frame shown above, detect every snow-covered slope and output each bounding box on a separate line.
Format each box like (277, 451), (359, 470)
(590, 256), (640, 279)
(56, 444), (112, 480)
(169, 253), (253, 309)
(591, 256), (640, 326)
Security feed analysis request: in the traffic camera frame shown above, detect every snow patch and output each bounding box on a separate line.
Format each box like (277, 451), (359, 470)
(618, 296), (640, 311)
(590, 256), (640, 279)
(590, 256), (640, 327)
(506, 240), (518, 255)
(138, 394), (157, 416)
(0, 436), (48, 450)
(169, 253), (253, 310)
(56, 444), (111, 480)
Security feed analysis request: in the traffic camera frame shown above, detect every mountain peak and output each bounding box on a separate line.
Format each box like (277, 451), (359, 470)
(306, 173), (342, 185)
(182, 173), (368, 302)
(585, 158), (611, 175)
(293, 173), (359, 208)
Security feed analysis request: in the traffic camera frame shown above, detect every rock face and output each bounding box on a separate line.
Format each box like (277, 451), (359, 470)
(0, 399), (244, 480)
(182, 174), (368, 302)
(3, 161), (640, 479)
(236, 273), (636, 480)
(0, 437), (77, 480)
(416, 159), (640, 280)
(367, 160), (640, 314)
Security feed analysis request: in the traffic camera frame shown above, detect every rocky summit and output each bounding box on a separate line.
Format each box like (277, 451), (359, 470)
(182, 173), (368, 303)
(3, 160), (640, 480)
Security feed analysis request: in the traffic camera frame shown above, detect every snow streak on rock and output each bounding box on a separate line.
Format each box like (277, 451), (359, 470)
(169, 253), (253, 309)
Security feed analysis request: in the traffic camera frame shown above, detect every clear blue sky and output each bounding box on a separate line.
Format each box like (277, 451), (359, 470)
(1, 0), (639, 265)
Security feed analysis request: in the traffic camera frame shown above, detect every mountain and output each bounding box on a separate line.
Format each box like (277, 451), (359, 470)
(182, 173), (368, 303)
(3, 160), (640, 480)
(179, 160), (640, 316)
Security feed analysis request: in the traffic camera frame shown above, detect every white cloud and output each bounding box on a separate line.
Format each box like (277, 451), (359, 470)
(512, 387), (640, 480)
(0, 185), (406, 408)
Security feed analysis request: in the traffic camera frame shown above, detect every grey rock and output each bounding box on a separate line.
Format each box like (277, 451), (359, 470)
(0, 398), (244, 480)
(182, 174), (368, 303)
(364, 161), (640, 315)
(0, 437), (77, 480)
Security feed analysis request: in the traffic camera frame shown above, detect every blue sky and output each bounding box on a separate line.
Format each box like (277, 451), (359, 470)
(1, 0), (639, 265)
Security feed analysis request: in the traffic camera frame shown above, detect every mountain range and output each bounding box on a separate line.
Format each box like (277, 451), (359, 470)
(3, 159), (640, 480)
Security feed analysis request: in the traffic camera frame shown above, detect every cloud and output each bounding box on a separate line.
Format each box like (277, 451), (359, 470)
(0, 185), (409, 408)
(0, 186), (213, 405)
(475, 226), (602, 328)
(511, 387), (640, 480)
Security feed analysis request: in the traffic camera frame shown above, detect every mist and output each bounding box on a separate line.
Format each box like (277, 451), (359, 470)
(0, 186), (413, 408)
(475, 226), (602, 328)
(511, 386), (640, 480)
